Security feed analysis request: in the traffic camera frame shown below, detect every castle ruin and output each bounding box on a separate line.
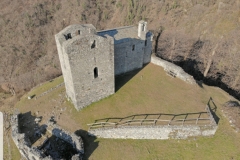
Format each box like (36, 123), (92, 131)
(55, 21), (152, 110)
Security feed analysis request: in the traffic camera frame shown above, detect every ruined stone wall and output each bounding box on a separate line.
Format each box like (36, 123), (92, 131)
(89, 125), (218, 139)
(11, 114), (52, 160)
(151, 54), (196, 84)
(11, 114), (84, 160)
(47, 122), (84, 155)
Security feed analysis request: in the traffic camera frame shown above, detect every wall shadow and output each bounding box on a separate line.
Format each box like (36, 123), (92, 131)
(98, 29), (152, 93)
(156, 53), (240, 101)
(196, 80), (204, 88)
(115, 64), (148, 92)
(207, 97), (220, 124)
(18, 111), (46, 144)
(75, 129), (99, 160)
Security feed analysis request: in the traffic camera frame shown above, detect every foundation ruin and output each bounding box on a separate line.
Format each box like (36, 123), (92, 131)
(11, 113), (84, 160)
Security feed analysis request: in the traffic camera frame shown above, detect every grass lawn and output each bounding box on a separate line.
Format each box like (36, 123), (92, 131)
(11, 63), (240, 160)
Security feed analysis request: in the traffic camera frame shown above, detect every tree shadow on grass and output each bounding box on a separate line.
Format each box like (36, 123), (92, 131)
(75, 129), (99, 160)
(115, 64), (148, 92)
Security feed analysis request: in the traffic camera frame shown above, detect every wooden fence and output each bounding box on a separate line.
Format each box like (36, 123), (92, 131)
(88, 106), (216, 130)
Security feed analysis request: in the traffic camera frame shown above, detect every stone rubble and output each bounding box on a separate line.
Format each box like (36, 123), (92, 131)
(11, 114), (84, 160)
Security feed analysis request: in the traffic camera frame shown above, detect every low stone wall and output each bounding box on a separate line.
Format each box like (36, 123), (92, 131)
(151, 54), (196, 84)
(89, 125), (218, 139)
(89, 105), (218, 139)
(34, 82), (64, 100)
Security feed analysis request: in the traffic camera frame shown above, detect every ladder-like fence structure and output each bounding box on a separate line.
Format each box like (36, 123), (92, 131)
(88, 105), (216, 130)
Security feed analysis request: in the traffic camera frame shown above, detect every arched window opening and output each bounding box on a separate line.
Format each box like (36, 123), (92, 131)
(94, 67), (98, 78)
(132, 45), (135, 51)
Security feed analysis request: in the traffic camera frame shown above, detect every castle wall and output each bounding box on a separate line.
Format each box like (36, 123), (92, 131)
(151, 54), (196, 84)
(55, 24), (98, 108)
(114, 36), (152, 76)
(64, 34), (115, 110)
(143, 35), (152, 64)
(88, 125), (218, 139)
(62, 50), (76, 105)
(11, 114), (52, 160)
(55, 35), (75, 104)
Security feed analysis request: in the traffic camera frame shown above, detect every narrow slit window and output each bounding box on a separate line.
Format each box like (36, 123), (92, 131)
(94, 67), (98, 78)
(142, 24), (144, 31)
(132, 45), (135, 51)
(91, 40), (96, 49)
(75, 30), (80, 35)
(145, 40), (147, 46)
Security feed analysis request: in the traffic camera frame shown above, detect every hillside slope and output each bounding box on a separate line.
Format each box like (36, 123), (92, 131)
(0, 0), (240, 99)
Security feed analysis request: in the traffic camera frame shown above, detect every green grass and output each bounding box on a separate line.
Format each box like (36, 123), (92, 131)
(13, 63), (240, 160)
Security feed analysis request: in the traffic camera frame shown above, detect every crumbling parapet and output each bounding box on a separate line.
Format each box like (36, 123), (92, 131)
(47, 121), (84, 156)
(11, 114), (84, 160)
(151, 54), (196, 84)
(11, 114), (52, 160)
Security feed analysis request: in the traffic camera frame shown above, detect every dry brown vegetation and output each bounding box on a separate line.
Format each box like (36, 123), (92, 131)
(1, 1), (240, 158)
(0, 0), (240, 101)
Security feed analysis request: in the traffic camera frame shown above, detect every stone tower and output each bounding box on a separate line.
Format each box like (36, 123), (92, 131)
(138, 20), (148, 40)
(55, 24), (115, 110)
(56, 21), (152, 110)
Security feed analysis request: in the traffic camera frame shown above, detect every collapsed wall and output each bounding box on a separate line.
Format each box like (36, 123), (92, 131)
(11, 114), (52, 160)
(151, 54), (196, 84)
(11, 114), (84, 160)
(47, 121), (84, 155)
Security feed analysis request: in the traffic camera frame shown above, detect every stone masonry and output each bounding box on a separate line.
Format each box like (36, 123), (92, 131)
(55, 21), (152, 110)
(11, 114), (84, 160)
(88, 125), (218, 139)
(88, 106), (218, 139)
(151, 54), (196, 84)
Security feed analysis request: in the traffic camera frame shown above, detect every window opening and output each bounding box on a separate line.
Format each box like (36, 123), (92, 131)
(142, 24), (144, 31)
(75, 30), (80, 35)
(145, 40), (147, 46)
(132, 45), (135, 51)
(91, 40), (96, 49)
(94, 67), (98, 78)
(64, 33), (72, 40)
